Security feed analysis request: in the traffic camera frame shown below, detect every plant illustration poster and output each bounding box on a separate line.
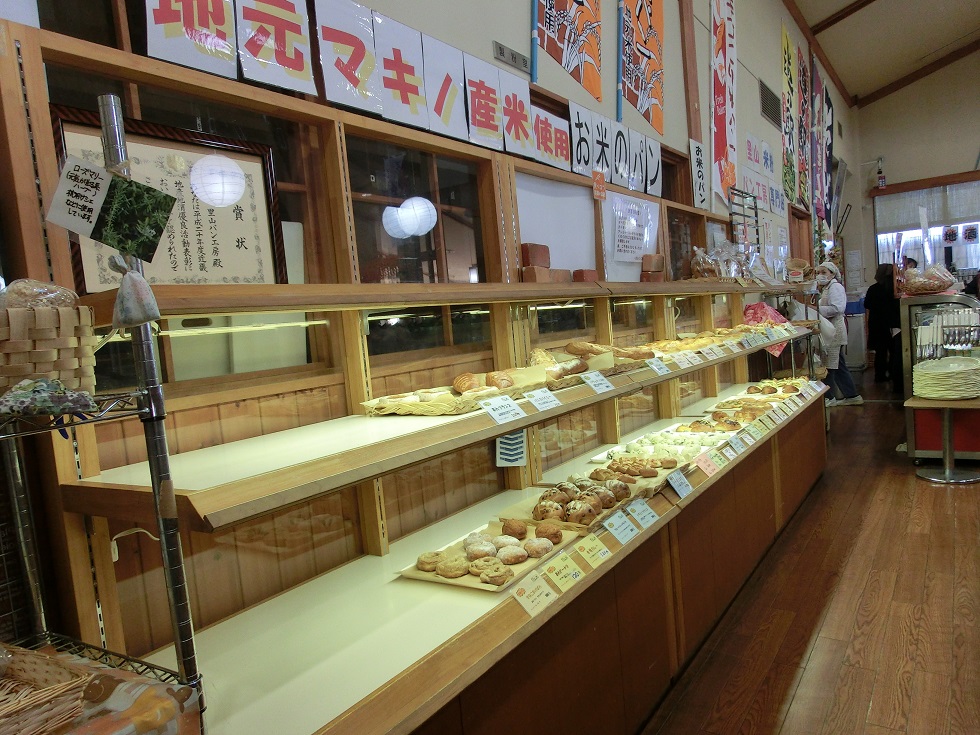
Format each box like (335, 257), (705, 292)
(537, 0), (602, 102)
(620, 0), (664, 134)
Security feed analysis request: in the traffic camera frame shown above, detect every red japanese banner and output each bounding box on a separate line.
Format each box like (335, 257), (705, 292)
(620, 0), (664, 135)
(537, 0), (602, 102)
(237, 0), (317, 94)
(711, 0), (736, 203)
(146, 0), (237, 78)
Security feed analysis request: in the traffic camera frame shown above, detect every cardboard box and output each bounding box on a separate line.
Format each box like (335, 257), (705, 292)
(522, 266), (551, 283)
(520, 242), (551, 268)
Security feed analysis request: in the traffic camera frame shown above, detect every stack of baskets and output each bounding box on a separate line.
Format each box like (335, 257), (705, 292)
(0, 308), (96, 396)
(0, 645), (92, 735)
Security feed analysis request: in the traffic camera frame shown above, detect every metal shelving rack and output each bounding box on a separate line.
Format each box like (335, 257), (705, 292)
(728, 187), (761, 250)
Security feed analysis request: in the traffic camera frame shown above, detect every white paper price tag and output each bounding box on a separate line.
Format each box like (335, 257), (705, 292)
(740, 337), (753, 349)
(524, 388), (561, 411)
(722, 446), (738, 461)
(603, 511), (640, 545)
(581, 371), (615, 394)
(668, 469), (695, 498)
(645, 358), (672, 376)
(480, 395), (528, 424)
(626, 498), (660, 529)
(773, 403), (790, 420)
(799, 383), (814, 398)
(728, 435), (747, 453)
(788, 395), (804, 409)
(543, 552), (585, 592)
(765, 327), (778, 341)
(740, 430), (756, 446)
(685, 351), (704, 365)
(809, 380), (823, 394)
(748, 421), (767, 438)
(712, 345), (728, 358)
(767, 409), (785, 425)
(671, 353), (692, 368)
(726, 340), (743, 352)
(511, 571), (558, 616)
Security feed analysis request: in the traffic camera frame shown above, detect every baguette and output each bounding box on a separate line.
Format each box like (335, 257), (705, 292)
(545, 358), (590, 380)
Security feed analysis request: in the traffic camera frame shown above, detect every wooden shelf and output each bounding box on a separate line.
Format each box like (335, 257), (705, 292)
(80, 281), (796, 326)
(61, 329), (810, 531)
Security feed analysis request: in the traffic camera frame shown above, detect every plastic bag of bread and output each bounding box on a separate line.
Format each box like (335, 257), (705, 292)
(0, 278), (77, 308)
(902, 264), (955, 295)
(691, 247), (717, 279)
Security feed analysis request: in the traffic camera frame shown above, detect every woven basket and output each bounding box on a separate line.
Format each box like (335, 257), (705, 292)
(0, 308), (96, 395)
(0, 645), (92, 735)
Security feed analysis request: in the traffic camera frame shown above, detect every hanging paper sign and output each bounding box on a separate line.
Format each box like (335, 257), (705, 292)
(711, 0), (737, 204)
(422, 35), (468, 141)
(963, 224), (979, 245)
(760, 140), (776, 178)
(646, 137), (663, 196)
(524, 387), (561, 411)
(741, 170), (770, 212)
(499, 69), (535, 156)
(689, 139), (708, 209)
(575, 533), (612, 567)
(568, 102), (594, 176)
(621, 0), (665, 134)
(610, 121), (630, 188)
(610, 193), (657, 263)
(146, 0), (237, 78)
(592, 115), (612, 179)
(372, 13), (429, 129)
(769, 180), (787, 217)
(628, 128), (646, 191)
(811, 65), (825, 221)
(745, 132), (761, 172)
(531, 106), (572, 171)
(463, 53), (503, 150)
(237, 0), (316, 94)
(796, 46), (810, 210)
(536, 0), (602, 101)
(592, 171), (607, 200)
(780, 25), (797, 202)
(316, 0), (382, 114)
(823, 86), (834, 229)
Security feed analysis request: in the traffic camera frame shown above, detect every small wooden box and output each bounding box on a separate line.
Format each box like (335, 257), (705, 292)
(0, 308), (97, 395)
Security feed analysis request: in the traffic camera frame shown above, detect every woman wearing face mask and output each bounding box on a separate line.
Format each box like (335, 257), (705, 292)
(815, 261), (863, 406)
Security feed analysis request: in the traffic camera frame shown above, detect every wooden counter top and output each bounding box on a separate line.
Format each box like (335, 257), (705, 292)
(904, 396), (980, 409)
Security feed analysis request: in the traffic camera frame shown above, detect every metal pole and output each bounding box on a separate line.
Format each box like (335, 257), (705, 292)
(97, 95), (204, 713)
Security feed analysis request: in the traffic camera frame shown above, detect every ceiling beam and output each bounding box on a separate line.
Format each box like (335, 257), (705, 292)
(782, 0), (852, 105)
(811, 0), (881, 35)
(855, 38), (980, 108)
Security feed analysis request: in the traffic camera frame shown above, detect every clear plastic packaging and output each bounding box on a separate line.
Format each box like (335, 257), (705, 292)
(903, 264), (956, 295)
(0, 278), (78, 308)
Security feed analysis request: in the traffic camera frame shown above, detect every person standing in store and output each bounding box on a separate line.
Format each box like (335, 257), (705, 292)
(864, 264), (900, 384)
(816, 261), (863, 406)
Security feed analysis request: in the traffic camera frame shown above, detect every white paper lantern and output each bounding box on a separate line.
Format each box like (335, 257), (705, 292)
(382, 205), (412, 239)
(401, 197), (437, 236)
(190, 154), (246, 207)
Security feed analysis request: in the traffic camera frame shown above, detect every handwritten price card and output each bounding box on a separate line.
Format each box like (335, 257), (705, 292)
(581, 371), (615, 394)
(668, 469), (695, 498)
(646, 358), (672, 376)
(480, 395), (528, 424)
(511, 571), (557, 616)
(603, 511), (640, 545)
(575, 533), (612, 568)
(524, 388), (561, 411)
(626, 498), (660, 528)
(544, 552), (585, 592)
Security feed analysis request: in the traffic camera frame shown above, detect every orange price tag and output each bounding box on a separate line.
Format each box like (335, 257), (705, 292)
(592, 171), (607, 200)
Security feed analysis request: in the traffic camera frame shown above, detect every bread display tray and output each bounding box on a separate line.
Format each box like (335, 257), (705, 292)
(362, 381), (546, 417)
(399, 520), (578, 592)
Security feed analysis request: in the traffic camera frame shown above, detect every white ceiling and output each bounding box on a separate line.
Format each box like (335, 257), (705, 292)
(793, 0), (980, 103)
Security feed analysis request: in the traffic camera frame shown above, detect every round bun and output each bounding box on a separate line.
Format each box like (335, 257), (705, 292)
(572, 478), (597, 490)
(435, 556), (469, 578)
(465, 541), (497, 561)
(497, 546), (529, 565)
(575, 489), (603, 513)
(605, 479), (631, 501)
(761, 385), (778, 394)
(565, 500), (597, 525)
(416, 551), (444, 572)
(532, 500), (565, 521)
(594, 486), (617, 509)
(746, 385), (762, 394)
(492, 535), (521, 550)
(463, 532), (492, 549)
(523, 538), (554, 557)
(480, 565), (514, 586)
(539, 487), (571, 506)
(468, 557), (503, 576)
(535, 522), (564, 544)
(501, 519), (527, 539)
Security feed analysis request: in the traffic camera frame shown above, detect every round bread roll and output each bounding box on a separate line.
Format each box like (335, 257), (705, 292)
(497, 545), (529, 565)
(659, 458), (678, 470)
(435, 556), (469, 578)
(782, 384), (800, 393)
(468, 557), (504, 576)
(453, 373), (480, 393)
(761, 385), (778, 394)
(594, 486), (617, 509)
(463, 532), (492, 549)
(535, 522), (564, 544)
(492, 534), (521, 550)
(501, 519), (527, 539)
(604, 479), (631, 501)
(572, 478), (597, 490)
(539, 487), (571, 506)
(416, 551), (444, 572)
(480, 565), (515, 586)
(466, 541), (497, 561)
(532, 500), (565, 521)
(565, 500), (597, 526)
(746, 385), (762, 394)
(710, 410), (729, 422)
(524, 538), (554, 557)
(486, 370), (515, 390)
(715, 418), (740, 431)
(576, 489), (603, 513)
(555, 480), (579, 495)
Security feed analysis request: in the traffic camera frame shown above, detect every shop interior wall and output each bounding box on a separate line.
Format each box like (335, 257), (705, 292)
(855, 52), (980, 280)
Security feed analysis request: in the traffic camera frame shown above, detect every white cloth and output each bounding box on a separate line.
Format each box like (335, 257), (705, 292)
(818, 279), (847, 368)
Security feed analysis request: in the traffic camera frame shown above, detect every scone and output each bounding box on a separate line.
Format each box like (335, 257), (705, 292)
(497, 546), (529, 565)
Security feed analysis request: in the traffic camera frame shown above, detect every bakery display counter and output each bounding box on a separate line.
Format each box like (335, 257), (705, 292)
(137, 380), (827, 735)
(60, 329), (809, 532)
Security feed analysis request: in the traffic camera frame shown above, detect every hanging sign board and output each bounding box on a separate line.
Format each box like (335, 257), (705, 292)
(237, 0), (317, 94)
(373, 13), (429, 129)
(147, 0), (237, 78)
(316, 0), (383, 114)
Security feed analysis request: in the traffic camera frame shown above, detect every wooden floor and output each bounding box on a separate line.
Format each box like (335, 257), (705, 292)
(642, 374), (980, 735)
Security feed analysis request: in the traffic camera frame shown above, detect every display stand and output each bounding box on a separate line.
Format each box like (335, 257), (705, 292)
(728, 187), (761, 249)
(904, 396), (980, 484)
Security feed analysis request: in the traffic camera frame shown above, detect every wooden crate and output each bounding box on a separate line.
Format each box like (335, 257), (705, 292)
(0, 308), (96, 395)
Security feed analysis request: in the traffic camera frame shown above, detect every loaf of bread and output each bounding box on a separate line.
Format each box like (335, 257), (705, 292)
(501, 519), (527, 539)
(529, 348), (557, 366)
(486, 371), (515, 389)
(545, 358), (589, 380)
(565, 341), (612, 357)
(453, 373), (480, 393)
(565, 500), (597, 525)
(535, 522), (563, 544)
(532, 500), (565, 521)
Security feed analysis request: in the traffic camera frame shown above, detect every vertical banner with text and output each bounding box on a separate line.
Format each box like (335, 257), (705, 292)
(621, 0), (664, 135)
(780, 25), (797, 204)
(690, 139), (708, 209)
(796, 47), (810, 210)
(711, 0), (737, 204)
(146, 0), (237, 78)
(537, 0), (602, 101)
(811, 63), (825, 222)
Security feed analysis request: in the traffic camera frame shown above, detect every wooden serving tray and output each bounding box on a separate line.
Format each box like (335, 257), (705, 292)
(398, 520), (578, 592)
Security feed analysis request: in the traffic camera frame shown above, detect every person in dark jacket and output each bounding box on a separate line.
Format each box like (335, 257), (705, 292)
(864, 264), (900, 383)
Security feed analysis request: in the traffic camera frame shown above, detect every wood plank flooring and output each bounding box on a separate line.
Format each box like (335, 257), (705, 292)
(642, 377), (980, 735)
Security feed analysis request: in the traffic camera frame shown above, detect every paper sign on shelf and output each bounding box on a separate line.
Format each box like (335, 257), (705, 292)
(581, 371), (615, 394)
(592, 171), (607, 200)
(316, 0), (383, 114)
(668, 469), (695, 498)
(524, 388), (561, 411)
(626, 498), (660, 529)
(746, 422), (766, 439)
(763, 411), (781, 426)
(543, 552), (585, 592)
(646, 358), (671, 376)
(809, 381), (824, 394)
(479, 395), (527, 424)
(603, 510), (640, 545)
(422, 35), (468, 141)
(499, 69), (535, 157)
(568, 102), (594, 177)
(671, 353), (692, 368)
(684, 351), (704, 365)
(463, 53), (503, 150)
(707, 449), (729, 468)
(726, 340), (743, 352)
(511, 571), (558, 616)
(237, 0), (317, 94)
(740, 430), (756, 446)
(575, 533), (612, 567)
(694, 452), (720, 476)
(772, 404), (790, 420)
(728, 435), (747, 453)
(722, 446), (738, 461)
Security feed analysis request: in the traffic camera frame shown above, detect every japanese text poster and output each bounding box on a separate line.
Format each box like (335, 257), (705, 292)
(422, 35), (468, 141)
(568, 102), (594, 176)
(610, 121), (630, 188)
(745, 132), (760, 172)
(781, 25), (797, 203)
(797, 47), (810, 210)
(373, 13), (429, 129)
(689, 138), (708, 209)
(531, 106), (572, 170)
(811, 65), (825, 221)
(537, 0), (602, 101)
(316, 0), (382, 114)
(499, 69), (536, 157)
(621, 0), (664, 134)
(592, 113), (612, 179)
(146, 0), (237, 78)
(711, 0), (737, 204)
(628, 127), (646, 191)
(463, 53), (503, 150)
(645, 137), (662, 197)
(237, 0), (317, 94)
